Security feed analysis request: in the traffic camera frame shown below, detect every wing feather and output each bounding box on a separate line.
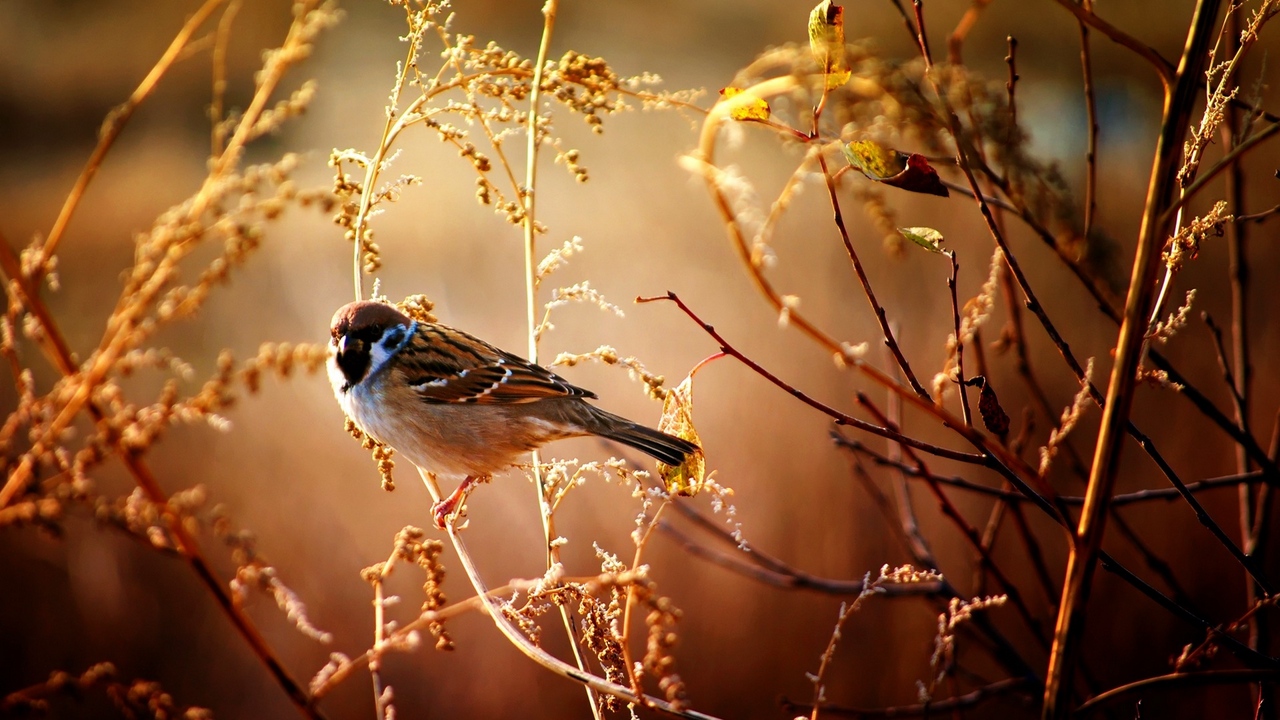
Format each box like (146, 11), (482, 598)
(401, 324), (595, 404)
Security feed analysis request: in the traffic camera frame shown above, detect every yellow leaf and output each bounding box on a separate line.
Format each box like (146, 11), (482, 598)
(898, 227), (945, 253)
(842, 139), (907, 181)
(719, 87), (771, 122)
(808, 0), (850, 89)
(657, 374), (705, 497)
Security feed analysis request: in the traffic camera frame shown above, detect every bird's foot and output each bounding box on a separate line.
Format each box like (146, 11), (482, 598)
(431, 476), (481, 530)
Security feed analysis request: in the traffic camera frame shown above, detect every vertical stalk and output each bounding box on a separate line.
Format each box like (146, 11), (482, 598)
(1041, 2), (1222, 717)
(521, 4), (601, 718)
(1222, 9), (1269, 716)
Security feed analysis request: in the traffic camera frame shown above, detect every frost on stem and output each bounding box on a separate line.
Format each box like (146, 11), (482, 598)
(1038, 358), (1094, 478)
(919, 593), (1007, 703)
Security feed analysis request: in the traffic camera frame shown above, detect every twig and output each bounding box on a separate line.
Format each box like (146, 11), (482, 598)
(658, 520), (907, 596)
(947, 0), (995, 65)
(945, 252), (972, 425)
(783, 676), (1031, 718)
(1077, 1), (1099, 239)
(636, 293), (984, 465)
(813, 142), (930, 399)
(1075, 670), (1280, 715)
(1, 238), (325, 720)
(1045, 4), (1224, 714)
(35, 0), (229, 276)
(857, 394), (1049, 650)
(1127, 425), (1272, 594)
(835, 433), (1269, 506)
(1005, 36), (1019, 127)
(1049, 0), (1175, 88)
(441, 524), (722, 719)
(883, 357), (940, 571)
(209, 0), (241, 157)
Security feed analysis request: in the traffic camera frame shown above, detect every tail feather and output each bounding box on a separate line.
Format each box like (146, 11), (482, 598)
(594, 414), (699, 466)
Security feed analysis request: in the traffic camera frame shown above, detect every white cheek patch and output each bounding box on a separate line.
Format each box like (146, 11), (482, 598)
(365, 321), (417, 380)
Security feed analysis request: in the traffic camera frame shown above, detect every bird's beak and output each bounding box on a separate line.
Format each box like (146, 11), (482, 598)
(337, 335), (348, 355)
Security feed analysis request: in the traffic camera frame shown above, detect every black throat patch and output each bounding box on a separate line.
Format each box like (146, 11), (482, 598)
(336, 337), (371, 391)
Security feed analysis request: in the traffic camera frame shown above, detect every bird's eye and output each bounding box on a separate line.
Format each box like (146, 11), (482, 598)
(381, 326), (405, 350)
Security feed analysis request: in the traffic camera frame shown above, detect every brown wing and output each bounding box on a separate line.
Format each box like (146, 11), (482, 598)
(401, 323), (596, 404)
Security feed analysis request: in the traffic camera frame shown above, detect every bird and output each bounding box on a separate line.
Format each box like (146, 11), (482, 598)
(327, 300), (700, 528)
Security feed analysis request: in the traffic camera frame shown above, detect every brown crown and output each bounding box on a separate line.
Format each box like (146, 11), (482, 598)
(330, 301), (413, 339)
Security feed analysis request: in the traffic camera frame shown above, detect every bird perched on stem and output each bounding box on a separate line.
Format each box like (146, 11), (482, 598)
(328, 300), (699, 528)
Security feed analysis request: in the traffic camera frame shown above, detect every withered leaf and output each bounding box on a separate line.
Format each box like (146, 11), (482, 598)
(843, 139), (950, 197)
(808, 0), (852, 89)
(657, 374), (706, 497)
(964, 376), (1010, 438)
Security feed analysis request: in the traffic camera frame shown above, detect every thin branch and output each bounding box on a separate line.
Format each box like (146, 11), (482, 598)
(1045, 3), (1224, 713)
(947, 0), (995, 65)
(1077, 1), (1099, 239)
(814, 148), (930, 400)
(857, 394), (1049, 650)
(946, 252), (972, 426)
(1075, 670), (1280, 715)
(0, 234), (325, 720)
(442, 524), (722, 719)
(36, 0), (229, 275)
(1049, 0), (1175, 88)
(636, 293), (984, 465)
(783, 677), (1031, 718)
(836, 433), (1269, 506)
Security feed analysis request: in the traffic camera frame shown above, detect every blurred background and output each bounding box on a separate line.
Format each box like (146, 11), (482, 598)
(2, 0), (1279, 717)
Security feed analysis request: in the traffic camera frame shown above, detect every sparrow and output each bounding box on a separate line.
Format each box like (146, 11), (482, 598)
(327, 300), (700, 527)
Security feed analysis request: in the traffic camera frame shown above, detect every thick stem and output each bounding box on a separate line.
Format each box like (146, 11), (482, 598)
(1042, 2), (1222, 716)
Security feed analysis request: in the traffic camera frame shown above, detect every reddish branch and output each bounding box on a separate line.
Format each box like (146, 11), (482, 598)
(0, 234), (325, 719)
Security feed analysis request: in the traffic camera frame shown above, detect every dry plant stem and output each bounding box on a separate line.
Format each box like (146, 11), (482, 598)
(946, 252), (972, 425)
(370, 557), (393, 720)
(4, 0), (325, 508)
(636, 294), (979, 466)
(620, 502), (668, 696)
(1043, 1), (1223, 715)
(1077, 1), (1099, 239)
(441, 524), (722, 720)
(946, 0), (994, 64)
(315, 572), (662, 697)
(210, 0), (242, 156)
(1223, 18), (1269, 700)
(785, 677), (1029, 718)
(638, 293), (1063, 525)
(0, 243), (325, 720)
(1098, 553), (1274, 668)
(349, 16), (424, 301)
(656, 520), (911, 596)
(655, 481), (952, 597)
(1050, 0), (1175, 88)
(836, 435), (1268, 505)
(518, 4), (600, 716)
(1126, 424), (1271, 593)
(1164, 121), (1280, 221)
(1074, 670), (1280, 716)
(884, 368), (940, 571)
(36, 0), (229, 273)
(816, 154), (929, 400)
(858, 395), (1048, 650)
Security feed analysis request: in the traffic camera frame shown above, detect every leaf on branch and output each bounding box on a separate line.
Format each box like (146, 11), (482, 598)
(808, 0), (851, 89)
(963, 376), (1010, 438)
(843, 140), (950, 197)
(718, 87), (771, 121)
(898, 227), (945, 253)
(657, 373), (706, 497)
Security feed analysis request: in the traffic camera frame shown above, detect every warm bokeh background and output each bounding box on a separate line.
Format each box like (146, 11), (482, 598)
(3, 0), (1279, 717)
